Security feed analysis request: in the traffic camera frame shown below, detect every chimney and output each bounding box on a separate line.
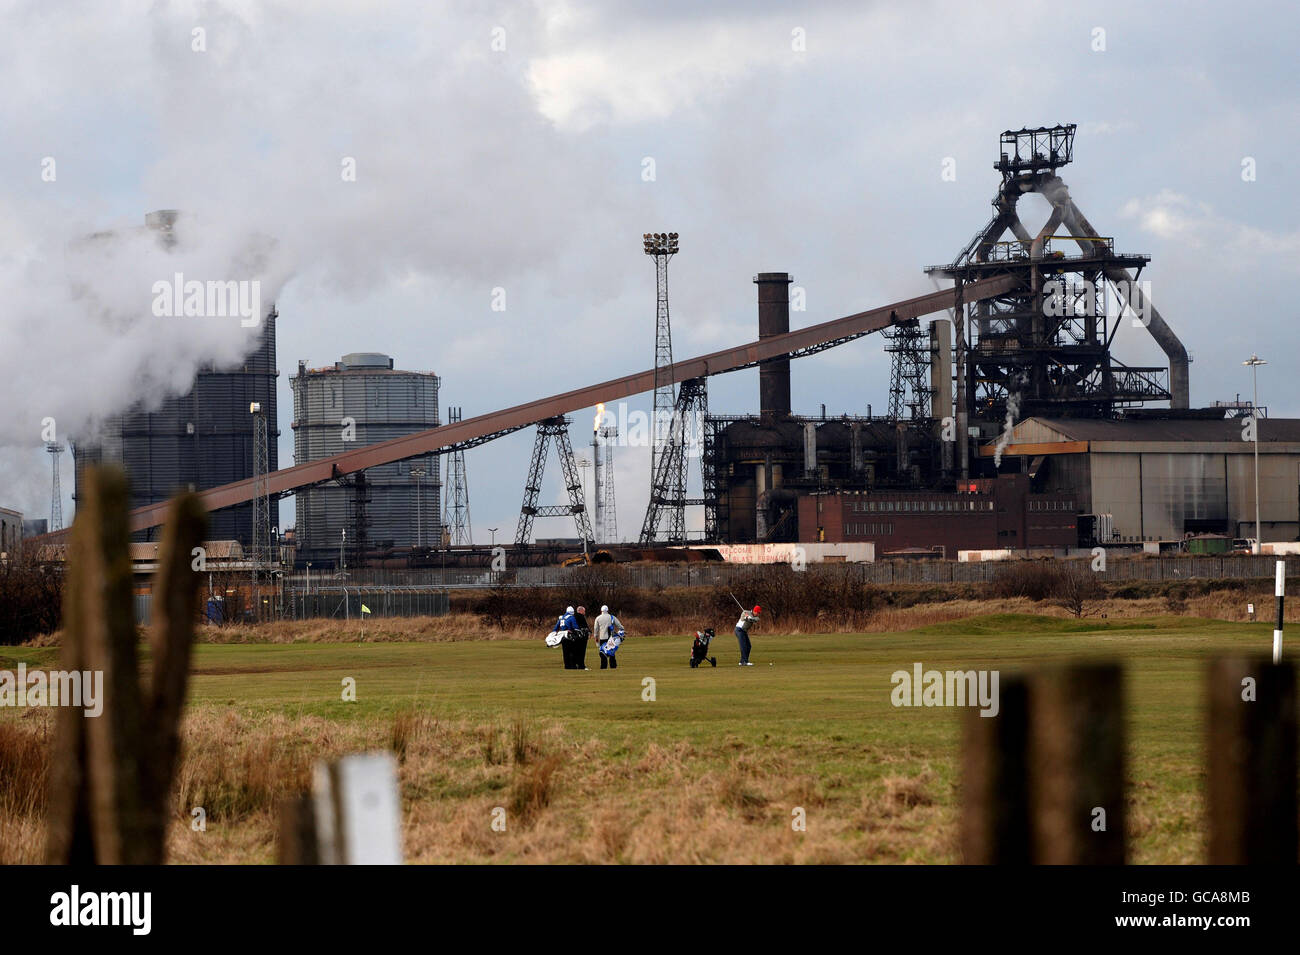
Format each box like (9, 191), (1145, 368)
(754, 272), (792, 418)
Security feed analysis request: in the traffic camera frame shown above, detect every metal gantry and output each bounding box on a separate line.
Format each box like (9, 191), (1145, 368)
(443, 406), (472, 546)
(639, 376), (708, 544)
(884, 319), (933, 422)
(515, 416), (593, 547)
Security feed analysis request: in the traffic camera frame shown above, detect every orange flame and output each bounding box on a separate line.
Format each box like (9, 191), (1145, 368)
(593, 403), (605, 433)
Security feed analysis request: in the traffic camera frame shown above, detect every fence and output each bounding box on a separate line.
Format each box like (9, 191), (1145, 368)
(285, 569), (498, 589)
(133, 555), (1300, 626)
(962, 659), (1296, 863)
(512, 555), (1300, 589)
(284, 587), (450, 620)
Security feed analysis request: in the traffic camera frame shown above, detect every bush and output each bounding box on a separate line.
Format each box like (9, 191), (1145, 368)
(991, 561), (1067, 601)
(1056, 564), (1105, 618)
(0, 554), (63, 644)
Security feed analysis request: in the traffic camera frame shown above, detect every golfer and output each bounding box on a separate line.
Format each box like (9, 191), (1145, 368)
(572, 605), (591, 670)
(557, 606), (579, 669)
(734, 605), (760, 666)
(593, 604), (625, 670)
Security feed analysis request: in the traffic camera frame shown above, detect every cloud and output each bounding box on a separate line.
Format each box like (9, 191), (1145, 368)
(1120, 190), (1300, 265)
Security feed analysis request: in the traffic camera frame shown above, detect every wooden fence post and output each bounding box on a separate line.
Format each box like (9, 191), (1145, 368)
(1027, 663), (1125, 864)
(1207, 657), (1297, 864)
(44, 466), (205, 864)
(961, 675), (1030, 863)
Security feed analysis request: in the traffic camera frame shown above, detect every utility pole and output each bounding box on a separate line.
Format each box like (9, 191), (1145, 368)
(410, 466), (427, 548)
(1244, 354), (1267, 553)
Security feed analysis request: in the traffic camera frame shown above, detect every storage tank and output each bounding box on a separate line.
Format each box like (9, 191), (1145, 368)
(291, 353), (441, 566)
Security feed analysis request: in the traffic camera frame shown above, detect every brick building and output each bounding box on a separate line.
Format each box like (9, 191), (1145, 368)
(797, 473), (1076, 557)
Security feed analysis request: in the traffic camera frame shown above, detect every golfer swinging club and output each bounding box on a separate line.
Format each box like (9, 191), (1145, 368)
(733, 596), (760, 666)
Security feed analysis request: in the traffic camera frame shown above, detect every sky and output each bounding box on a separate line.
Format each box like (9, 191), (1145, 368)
(1, 0), (1296, 543)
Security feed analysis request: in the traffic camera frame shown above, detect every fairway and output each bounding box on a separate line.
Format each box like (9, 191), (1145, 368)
(0, 613), (1280, 864)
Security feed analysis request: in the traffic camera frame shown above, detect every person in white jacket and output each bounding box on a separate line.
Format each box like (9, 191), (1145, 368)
(734, 605), (760, 666)
(593, 605), (624, 670)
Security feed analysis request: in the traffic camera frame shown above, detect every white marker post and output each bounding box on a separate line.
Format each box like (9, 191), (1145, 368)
(311, 752), (403, 865)
(1273, 560), (1285, 664)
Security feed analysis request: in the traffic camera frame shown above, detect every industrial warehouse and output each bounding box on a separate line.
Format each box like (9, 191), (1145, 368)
(11, 125), (1299, 603)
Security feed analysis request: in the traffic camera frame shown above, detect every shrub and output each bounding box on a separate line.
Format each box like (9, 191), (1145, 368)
(0, 555), (63, 644)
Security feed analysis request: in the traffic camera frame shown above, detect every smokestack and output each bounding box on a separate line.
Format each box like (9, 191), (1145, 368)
(755, 272), (792, 419)
(930, 319), (954, 475)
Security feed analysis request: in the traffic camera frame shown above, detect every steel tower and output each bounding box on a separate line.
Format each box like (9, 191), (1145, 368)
(47, 441), (64, 531)
(443, 406), (472, 546)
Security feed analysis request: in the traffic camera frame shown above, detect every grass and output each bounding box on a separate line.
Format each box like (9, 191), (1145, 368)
(0, 612), (1286, 864)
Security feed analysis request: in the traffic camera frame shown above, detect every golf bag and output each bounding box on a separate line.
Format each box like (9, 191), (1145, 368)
(599, 629), (625, 657)
(689, 628), (717, 668)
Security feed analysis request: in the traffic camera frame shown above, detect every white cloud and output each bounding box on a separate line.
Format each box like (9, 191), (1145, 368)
(1120, 190), (1300, 265)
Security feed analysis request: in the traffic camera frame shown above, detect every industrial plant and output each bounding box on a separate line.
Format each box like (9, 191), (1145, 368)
(17, 126), (1300, 594)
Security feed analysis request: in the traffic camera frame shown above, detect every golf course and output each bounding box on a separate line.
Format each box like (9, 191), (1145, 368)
(0, 612), (1282, 864)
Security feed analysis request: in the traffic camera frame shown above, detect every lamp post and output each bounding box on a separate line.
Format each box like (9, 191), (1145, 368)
(411, 467), (427, 548)
(488, 527), (498, 547)
(1243, 354), (1267, 554)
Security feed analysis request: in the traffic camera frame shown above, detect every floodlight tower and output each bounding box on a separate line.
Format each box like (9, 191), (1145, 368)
(47, 441), (64, 531)
(642, 231), (683, 542)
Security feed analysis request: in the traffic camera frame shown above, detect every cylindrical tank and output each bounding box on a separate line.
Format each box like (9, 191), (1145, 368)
(291, 353), (441, 565)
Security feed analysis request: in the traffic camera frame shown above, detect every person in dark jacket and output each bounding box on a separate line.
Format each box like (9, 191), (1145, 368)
(572, 605), (591, 670)
(556, 606), (578, 669)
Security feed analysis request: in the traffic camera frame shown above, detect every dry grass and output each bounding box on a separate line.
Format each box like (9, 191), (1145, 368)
(0, 703), (951, 864)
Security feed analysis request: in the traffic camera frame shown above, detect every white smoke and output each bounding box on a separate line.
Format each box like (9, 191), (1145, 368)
(992, 392), (1022, 468)
(0, 1), (632, 518)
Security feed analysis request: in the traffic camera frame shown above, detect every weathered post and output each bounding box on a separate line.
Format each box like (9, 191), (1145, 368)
(961, 676), (1030, 863)
(1027, 664), (1125, 864)
(1207, 657), (1297, 864)
(44, 466), (205, 864)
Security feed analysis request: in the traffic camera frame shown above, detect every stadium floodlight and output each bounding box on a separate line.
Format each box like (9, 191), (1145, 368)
(643, 231), (680, 256)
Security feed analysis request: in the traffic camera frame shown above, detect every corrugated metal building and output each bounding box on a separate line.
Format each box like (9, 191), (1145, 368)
(984, 417), (1300, 542)
(291, 353), (441, 566)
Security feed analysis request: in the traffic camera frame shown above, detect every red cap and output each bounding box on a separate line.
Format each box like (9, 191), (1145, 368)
(753, 605), (761, 613)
